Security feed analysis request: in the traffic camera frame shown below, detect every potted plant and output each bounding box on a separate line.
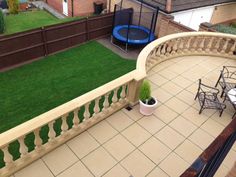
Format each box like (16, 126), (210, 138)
(139, 80), (158, 115)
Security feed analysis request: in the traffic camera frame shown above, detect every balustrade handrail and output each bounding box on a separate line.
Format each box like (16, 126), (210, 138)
(136, 31), (236, 74)
(0, 70), (144, 148)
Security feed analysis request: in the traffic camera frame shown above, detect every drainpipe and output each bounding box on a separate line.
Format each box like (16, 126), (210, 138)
(166, 0), (172, 13)
(108, 0), (111, 13)
(71, 0), (74, 17)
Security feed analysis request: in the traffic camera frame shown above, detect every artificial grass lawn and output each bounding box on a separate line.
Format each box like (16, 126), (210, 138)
(4, 10), (81, 34)
(0, 41), (136, 167)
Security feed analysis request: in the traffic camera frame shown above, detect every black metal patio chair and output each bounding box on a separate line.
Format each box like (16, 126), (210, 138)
(215, 66), (236, 100)
(195, 79), (226, 117)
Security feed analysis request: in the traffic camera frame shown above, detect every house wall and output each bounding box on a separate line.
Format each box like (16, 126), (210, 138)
(210, 3), (236, 24)
(46, 0), (106, 17)
(172, 6), (214, 30)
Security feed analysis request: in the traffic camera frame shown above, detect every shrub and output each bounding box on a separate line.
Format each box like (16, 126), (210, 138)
(7, 0), (19, 14)
(139, 80), (151, 103)
(0, 9), (4, 34)
(215, 24), (236, 35)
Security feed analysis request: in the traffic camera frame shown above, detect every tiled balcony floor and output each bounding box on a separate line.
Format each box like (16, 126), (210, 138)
(13, 56), (236, 177)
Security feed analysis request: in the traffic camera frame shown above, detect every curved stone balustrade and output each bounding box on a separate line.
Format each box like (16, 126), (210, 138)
(137, 32), (236, 74)
(0, 32), (236, 177)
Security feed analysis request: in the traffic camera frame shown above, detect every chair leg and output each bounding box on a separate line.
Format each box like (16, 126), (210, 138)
(220, 90), (225, 98)
(199, 106), (204, 114)
(215, 76), (221, 87)
(194, 93), (198, 100)
(232, 112), (236, 119)
(219, 109), (223, 117)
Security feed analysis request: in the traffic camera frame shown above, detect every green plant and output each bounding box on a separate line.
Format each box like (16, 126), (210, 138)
(0, 9), (4, 34)
(7, 0), (19, 14)
(139, 80), (151, 103)
(215, 24), (236, 35)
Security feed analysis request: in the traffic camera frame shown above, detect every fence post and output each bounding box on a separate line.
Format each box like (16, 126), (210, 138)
(41, 27), (48, 56)
(85, 17), (89, 41)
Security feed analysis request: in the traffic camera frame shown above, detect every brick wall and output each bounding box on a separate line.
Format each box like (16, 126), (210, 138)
(47, 0), (63, 15)
(46, 0), (106, 17)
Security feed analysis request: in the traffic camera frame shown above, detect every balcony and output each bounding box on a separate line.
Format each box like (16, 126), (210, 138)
(0, 32), (236, 177)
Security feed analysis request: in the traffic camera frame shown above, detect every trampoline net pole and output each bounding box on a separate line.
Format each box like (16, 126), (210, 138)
(126, 11), (132, 51)
(138, 0), (143, 27)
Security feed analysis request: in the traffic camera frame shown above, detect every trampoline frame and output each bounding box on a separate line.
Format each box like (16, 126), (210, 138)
(111, 0), (159, 52)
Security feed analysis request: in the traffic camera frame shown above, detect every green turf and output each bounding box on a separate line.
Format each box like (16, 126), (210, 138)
(0, 41), (136, 133)
(4, 10), (82, 34)
(0, 41), (136, 168)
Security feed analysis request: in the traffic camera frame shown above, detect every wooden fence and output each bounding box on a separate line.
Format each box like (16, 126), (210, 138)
(0, 13), (113, 70)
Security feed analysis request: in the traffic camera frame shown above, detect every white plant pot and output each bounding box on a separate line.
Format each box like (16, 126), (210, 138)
(139, 97), (158, 116)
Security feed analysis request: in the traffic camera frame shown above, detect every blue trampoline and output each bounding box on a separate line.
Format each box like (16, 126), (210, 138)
(111, 1), (159, 51)
(113, 25), (155, 45)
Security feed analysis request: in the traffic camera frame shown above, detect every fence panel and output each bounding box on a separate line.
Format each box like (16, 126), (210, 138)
(0, 13), (113, 70)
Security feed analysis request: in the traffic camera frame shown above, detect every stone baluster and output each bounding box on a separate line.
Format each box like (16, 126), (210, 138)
(119, 85), (127, 103)
(61, 114), (69, 135)
(166, 40), (172, 57)
(34, 128), (42, 150)
(213, 37), (222, 53)
(229, 40), (236, 55)
(2, 145), (13, 167)
(177, 38), (184, 54)
(205, 37), (214, 52)
(111, 88), (118, 107)
(48, 121), (56, 142)
(18, 136), (28, 158)
(221, 38), (230, 54)
(83, 103), (90, 121)
(183, 37), (192, 53)
(155, 46), (161, 58)
(72, 108), (80, 128)
(160, 43), (167, 57)
(191, 37), (198, 52)
(93, 97), (101, 118)
(102, 93), (110, 113)
(197, 37), (205, 52)
(171, 38), (178, 55)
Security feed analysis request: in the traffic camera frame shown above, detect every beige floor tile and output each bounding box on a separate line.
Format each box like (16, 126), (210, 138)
(139, 137), (171, 164)
(146, 167), (169, 177)
(186, 82), (198, 94)
(232, 142), (236, 151)
(67, 131), (99, 159)
(106, 111), (133, 131)
(214, 164), (229, 177)
(192, 102), (217, 117)
(122, 105), (143, 121)
(211, 111), (233, 127)
(161, 82), (183, 96)
(201, 118), (225, 137)
(166, 63), (189, 75)
(121, 150), (155, 177)
(182, 107), (208, 126)
(171, 76), (193, 89)
(223, 149), (236, 169)
(82, 147), (117, 177)
(103, 164), (130, 177)
(154, 104), (178, 124)
(14, 160), (54, 177)
(57, 161), (93, 177)
(158, 69), (178, 80)
(148, 73), (168, 86)
(152, 87), (173, 103)
(148, 80), (158, 90)
(121, 123), (151, 147)
(103, 134), (135, 161)
(155, 126), (185, 150)
(42, 145), (78, 175)
(88, 120), (118, 144)
(176, 90), (195, 106)
(159, 153), (189, 177)
(169, 116), (197, 137)
(188, 128), (214, 150)
(165, 97), (190, 114)
(137, 115), (165, 134)
(181, 70), (201, 82)
(175, 140), (202, 164)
